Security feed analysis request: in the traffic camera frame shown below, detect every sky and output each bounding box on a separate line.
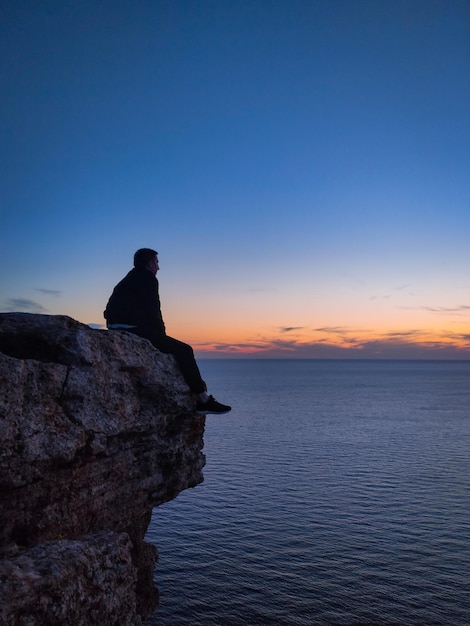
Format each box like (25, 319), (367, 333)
(1, 0), (469, 358)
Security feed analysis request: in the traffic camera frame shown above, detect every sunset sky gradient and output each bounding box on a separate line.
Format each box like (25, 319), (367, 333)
(1, 0), (469, 358)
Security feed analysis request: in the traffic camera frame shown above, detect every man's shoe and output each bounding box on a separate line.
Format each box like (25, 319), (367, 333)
(196, 395), (231, 415)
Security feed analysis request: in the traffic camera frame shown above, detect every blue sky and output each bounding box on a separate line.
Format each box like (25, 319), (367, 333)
(1, 0), (469, 357)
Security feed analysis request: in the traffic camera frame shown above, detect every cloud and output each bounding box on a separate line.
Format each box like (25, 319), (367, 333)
(195, 325), (470, 359)
(315, 326), (351, 333)
(314, 326), (365, 345)
(4, 298), (47, 313)
(423, 305), (470, 313)
(382, 330), (422, 338)
(198, 338), (470, 359)
(439, 331), (470, 343)
(36, 288), (62, 296)
(400, 304), (470, 314)
(279, 326), (304, 333)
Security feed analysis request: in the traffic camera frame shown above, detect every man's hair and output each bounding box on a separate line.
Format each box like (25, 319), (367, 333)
(134, 248), (157, 268)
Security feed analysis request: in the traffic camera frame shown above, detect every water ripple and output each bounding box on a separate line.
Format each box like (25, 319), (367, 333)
(147, 360), (470, 625)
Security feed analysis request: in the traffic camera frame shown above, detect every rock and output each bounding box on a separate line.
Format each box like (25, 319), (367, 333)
(1, 532), (140, 626)
(0, 313), (205, 624)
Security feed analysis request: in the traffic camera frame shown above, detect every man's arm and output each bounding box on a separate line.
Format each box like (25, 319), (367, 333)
(138, 272), (166, 335)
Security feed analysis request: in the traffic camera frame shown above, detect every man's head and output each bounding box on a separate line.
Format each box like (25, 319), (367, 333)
(134, 248), (159, 274)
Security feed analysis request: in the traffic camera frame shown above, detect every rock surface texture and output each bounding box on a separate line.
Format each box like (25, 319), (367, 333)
(0, 313), (205, 625)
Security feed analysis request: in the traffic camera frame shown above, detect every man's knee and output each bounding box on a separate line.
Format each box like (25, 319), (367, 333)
(175, 341), (195, 360)
(157, 335), (193, 359)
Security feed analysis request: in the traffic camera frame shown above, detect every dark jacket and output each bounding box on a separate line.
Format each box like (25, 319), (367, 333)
(104, 267), (166, 335)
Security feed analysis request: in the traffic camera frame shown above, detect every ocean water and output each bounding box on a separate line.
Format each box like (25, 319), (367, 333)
(145, 360), (470, 626)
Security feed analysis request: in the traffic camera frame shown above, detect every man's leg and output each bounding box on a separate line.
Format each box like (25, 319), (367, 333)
(148, 334), (207, 395)
(127, 328), (230, 414)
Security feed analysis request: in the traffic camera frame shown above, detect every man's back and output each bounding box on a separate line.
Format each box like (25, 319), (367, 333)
(104, 267), (165, 334)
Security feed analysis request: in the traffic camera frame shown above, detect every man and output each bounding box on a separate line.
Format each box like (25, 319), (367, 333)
(104, 248), (231, 415)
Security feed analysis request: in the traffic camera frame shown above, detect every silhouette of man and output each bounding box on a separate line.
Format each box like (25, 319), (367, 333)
(104, 248), (231, 415)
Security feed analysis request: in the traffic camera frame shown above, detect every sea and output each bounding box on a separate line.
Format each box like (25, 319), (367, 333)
(145, 359), (470, 626)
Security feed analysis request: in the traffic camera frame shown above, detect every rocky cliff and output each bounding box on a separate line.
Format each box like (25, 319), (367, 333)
(0, 313), (206, 625)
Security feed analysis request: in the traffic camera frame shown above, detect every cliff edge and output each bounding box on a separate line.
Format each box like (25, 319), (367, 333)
(0, 313), (205, 625)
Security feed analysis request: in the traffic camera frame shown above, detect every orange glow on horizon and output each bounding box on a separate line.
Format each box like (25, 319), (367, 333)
(188, 323), (470, 357)
(77, 302), (469, 359)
